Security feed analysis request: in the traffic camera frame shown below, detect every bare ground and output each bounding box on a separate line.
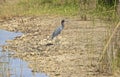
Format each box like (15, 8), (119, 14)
(0, 16), (117, 77)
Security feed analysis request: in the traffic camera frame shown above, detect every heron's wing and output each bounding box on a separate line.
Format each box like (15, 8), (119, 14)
(51, 26), (62, 39)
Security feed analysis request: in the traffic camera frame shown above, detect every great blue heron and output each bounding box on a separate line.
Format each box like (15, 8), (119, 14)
(51, 20), (65, 39)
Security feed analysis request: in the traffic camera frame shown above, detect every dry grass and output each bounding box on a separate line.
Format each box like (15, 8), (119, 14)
(97, 21), (120, 76)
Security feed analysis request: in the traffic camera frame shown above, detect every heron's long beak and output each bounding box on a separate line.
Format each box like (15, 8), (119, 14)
(65, 20), (69, 22)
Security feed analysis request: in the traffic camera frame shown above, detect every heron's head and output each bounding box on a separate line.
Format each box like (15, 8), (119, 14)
(61, 20), (65, 24)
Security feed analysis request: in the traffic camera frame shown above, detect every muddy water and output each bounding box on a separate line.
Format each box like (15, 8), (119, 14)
(0, 30), (47, 77)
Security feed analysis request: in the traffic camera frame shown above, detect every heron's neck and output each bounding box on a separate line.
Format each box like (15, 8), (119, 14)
(61, 23), (64, 27)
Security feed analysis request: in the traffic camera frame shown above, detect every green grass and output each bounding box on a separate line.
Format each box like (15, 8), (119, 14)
(0, 0), (119, 21)
(0, 0), (79, 18)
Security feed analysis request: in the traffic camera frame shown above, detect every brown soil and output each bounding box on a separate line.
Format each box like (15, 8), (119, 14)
(0, 16), (117, 77)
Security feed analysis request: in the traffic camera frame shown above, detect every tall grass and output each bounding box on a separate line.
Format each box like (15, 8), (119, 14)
(96, 0), (120, 75)
(0, 0), (79, 18)
(92, 0), (119, 21)
(0, 0), (119, 20)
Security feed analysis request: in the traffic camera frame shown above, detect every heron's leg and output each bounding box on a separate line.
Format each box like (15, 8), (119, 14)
(55, 37), (60, 45)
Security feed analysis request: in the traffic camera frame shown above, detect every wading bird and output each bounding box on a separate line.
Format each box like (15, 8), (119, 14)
(51, 20), (66, 39)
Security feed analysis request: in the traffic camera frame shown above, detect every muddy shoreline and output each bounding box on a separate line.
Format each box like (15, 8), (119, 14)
(0, 16), (116, 77)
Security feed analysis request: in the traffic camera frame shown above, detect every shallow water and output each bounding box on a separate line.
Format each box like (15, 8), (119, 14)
(0, 30), (47, 77)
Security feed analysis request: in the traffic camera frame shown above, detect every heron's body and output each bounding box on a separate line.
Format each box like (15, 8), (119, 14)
(51, 20), (65, 39)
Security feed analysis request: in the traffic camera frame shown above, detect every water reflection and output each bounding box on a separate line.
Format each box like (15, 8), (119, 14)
(0, 29), (47, 77)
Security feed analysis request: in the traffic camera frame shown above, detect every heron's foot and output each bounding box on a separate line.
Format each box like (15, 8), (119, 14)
(55, 39), (60, 45)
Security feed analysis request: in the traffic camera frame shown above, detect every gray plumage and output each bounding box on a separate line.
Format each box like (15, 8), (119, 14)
(51, 20), (65, 39)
